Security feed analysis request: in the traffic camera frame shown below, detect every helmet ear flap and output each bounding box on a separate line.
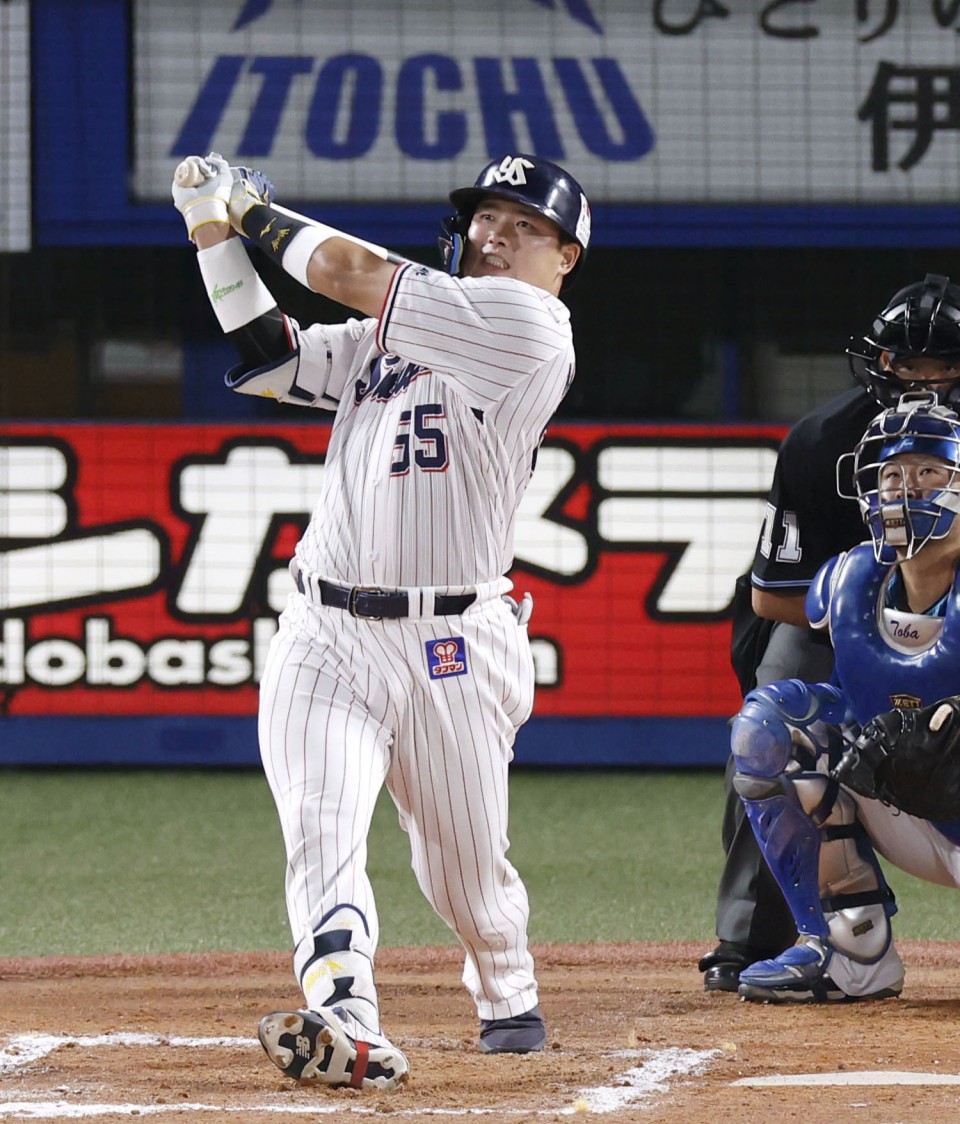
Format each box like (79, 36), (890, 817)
(438, 212), (470, 276)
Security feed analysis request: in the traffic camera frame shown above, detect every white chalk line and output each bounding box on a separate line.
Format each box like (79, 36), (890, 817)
(0, 1033), (255, 1075)
(733, 1070), (960, 1087)
(0, 1033), (719, 1117)
(569, 1047), (721, 1113)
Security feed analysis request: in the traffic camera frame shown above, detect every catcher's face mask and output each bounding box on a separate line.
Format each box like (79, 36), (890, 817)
(840, 390), (960, 562)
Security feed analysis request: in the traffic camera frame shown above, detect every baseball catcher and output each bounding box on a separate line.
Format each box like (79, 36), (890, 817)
(835, 697), (960, 822)
(731, 390), (960, 1003)
(701, 273), (960, 996)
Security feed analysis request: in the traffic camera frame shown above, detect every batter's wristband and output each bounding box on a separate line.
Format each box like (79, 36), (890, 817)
(182, 197), (229, 241)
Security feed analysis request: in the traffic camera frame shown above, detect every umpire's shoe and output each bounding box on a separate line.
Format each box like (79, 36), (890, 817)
(737, 939), (903, 1004)
(698, 942), (776, 993)
(258, 1008), (409, 1090)
(479, 1005), (546, 1054)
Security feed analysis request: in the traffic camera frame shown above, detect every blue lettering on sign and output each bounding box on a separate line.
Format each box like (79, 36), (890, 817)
(234, 1), (604, 35)
(396, 55), (466, 158)
(307, 54), (383, 159)
(170, 54), (652, 163)
(241, 57), (313, 156)
(172, 56), (246, 156)
(555, 58), (654, 160)
(476, 57), (565, 158)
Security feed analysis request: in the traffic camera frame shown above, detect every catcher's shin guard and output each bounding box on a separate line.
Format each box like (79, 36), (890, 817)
(732, 681), (897, 968)
(295, 905), (382, 1036)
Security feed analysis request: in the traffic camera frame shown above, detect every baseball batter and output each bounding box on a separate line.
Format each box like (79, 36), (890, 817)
(172, 152), (590, 1088)
(730, 392), (960, 1003)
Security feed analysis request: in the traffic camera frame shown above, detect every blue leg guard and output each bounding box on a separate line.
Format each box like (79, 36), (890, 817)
(732, 678), (896, 952)
(735, 784), (828, 939)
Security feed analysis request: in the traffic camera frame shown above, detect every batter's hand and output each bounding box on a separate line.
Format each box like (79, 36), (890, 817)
(227, 165), (277, 233)
(171, 152), (233, 242)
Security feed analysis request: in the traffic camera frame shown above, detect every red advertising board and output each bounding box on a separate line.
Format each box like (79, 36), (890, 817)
(1, 421), (785, 728)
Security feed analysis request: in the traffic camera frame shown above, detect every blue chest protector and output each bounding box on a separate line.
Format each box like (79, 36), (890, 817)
(806, 544), (960, 728)
(807, 544), (960, 845)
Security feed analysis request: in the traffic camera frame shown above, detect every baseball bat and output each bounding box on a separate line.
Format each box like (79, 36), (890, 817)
(174, 157), (405, 265)
(174, 157), (210, 189)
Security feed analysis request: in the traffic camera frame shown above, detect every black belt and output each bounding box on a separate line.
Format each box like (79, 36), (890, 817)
(297, 573), (475, 619)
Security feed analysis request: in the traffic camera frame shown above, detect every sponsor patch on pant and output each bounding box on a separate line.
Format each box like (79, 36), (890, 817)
(425, 636), (468, 679)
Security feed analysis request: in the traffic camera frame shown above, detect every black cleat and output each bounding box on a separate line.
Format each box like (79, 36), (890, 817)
(258, 1009), (408, 1090)
(479, 1005), (547, 1054)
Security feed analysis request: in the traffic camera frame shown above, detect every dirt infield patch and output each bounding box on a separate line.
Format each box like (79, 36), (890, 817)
(2, 941), (960, 1122)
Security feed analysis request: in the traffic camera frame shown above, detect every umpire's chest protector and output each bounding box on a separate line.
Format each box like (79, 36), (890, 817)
(809, 545), (960, 725)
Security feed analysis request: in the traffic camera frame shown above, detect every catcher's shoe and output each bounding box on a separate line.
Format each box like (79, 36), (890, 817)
(479, 1005), (546, 1054)
(257, 1008), (409, 1090)
(738, 940), (903, 1004)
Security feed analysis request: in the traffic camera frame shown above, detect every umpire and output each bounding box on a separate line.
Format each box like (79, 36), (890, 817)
(699, 273), (960, 991)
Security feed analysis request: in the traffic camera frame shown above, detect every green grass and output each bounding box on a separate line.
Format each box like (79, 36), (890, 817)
(0, 769), (957, 957)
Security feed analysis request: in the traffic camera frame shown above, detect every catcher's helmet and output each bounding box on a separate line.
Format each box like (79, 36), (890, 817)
(840, 391), (960, 562)
(847, 274), (960, 407)
(438, 154), (591, 288)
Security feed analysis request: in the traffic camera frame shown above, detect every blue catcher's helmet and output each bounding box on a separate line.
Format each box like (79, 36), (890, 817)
(846, 274), (960, 408)
(437, 154), (591, 288)
(840, 391), (960, 562)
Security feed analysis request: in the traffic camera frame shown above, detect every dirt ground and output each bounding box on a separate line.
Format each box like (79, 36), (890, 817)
(2, 941), (960, 1123)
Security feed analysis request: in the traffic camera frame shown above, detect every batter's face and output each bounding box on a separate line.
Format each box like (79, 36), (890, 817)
(461, 197), (580, 295)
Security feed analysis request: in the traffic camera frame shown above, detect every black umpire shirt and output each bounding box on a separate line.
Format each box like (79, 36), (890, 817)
(751, 385), (881, 596)
(730, 386), (881, 695)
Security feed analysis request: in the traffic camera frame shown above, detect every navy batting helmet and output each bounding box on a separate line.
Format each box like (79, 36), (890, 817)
(438, 154), (591, 288)
(847, 274), (960, 408)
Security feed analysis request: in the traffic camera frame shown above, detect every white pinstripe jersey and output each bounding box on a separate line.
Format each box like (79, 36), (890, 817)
(283, 263), (575, 589)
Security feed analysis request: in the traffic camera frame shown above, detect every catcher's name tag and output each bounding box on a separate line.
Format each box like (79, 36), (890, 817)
(881, 607), (942, 652)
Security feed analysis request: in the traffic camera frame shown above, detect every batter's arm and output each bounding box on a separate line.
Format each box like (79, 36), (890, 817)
(191, 156), (407, 317)
(192, 223), (294, 369)
(241, 205), (402, 318)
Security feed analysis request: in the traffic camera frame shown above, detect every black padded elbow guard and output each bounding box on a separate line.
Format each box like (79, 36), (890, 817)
(227, 306), (293, 368)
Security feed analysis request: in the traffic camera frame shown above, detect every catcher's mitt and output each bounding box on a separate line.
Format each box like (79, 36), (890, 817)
(833, 697), (960, 821)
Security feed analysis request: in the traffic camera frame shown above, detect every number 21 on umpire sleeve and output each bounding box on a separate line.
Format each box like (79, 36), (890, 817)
(759, 502), (802, 563)
(391, 404), (449, 475)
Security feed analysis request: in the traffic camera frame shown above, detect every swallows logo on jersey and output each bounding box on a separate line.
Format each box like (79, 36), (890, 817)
(426, 637), (468, 679)
(355, 355), (430, 404)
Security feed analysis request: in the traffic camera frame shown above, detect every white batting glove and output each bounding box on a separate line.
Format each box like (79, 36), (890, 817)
(227, 165), (277, 232)
(503, 592), (534, 627)
(171, 152), (233, 241)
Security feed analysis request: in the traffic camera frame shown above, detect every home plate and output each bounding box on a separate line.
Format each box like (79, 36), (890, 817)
(733, 1071), (960, 1087)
